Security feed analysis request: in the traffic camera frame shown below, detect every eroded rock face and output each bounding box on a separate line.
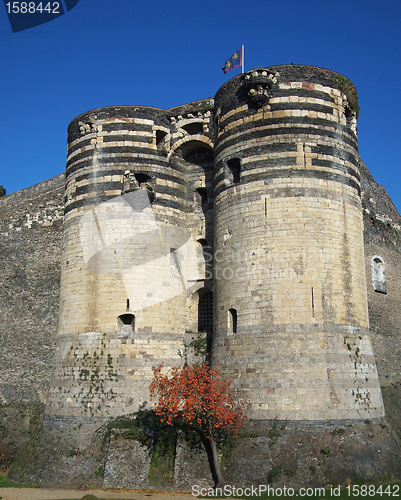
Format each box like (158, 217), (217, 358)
(6, 406), (400, 488)
(103, 430), (151, 489)
(221, 420), (401, 488)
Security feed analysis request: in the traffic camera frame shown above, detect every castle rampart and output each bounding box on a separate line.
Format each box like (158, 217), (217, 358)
(40, 65), (384, 427)
(0, 174), (64, 405)
(2, 64), (401, 487)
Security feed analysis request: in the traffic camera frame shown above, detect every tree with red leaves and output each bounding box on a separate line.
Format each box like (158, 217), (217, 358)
(149, 362), (245, 485)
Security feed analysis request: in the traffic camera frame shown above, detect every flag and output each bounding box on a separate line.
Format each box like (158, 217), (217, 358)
(222, 48), (243, 74)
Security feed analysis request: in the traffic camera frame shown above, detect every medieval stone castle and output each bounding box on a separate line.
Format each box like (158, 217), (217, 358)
(1, 64), (401, 485)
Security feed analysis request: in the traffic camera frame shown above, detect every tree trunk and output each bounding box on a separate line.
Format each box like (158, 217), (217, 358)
(210, 438), (224, 485)
(201, 434), (224, 486)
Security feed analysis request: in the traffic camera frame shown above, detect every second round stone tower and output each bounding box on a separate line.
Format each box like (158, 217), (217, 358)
(212, 65), (384, 420)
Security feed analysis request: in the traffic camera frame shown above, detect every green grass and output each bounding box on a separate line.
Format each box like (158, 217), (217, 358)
(0, 473), (39, 488)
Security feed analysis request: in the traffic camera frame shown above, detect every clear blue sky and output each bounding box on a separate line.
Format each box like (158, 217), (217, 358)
(1, 0), (400, 214)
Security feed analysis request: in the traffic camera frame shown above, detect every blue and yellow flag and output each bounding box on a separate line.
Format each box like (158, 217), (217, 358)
(222, 48), (243, 74)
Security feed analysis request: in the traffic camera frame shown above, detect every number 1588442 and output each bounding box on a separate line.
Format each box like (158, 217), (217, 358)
(5, 2), (60, 14)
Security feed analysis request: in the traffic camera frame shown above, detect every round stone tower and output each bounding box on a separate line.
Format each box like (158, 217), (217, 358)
(46, 67), (384, 430)
(46, 105), (204, 425)
(212, 65), (384, 420)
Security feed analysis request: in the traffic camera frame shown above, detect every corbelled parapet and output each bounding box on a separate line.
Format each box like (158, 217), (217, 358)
(243, 68), (279, 107)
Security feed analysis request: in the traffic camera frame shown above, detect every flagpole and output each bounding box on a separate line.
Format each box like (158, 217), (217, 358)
(242, 45), (244, 73)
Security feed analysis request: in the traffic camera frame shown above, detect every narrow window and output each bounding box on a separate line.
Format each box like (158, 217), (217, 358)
(229, 308), (237, 334)
(197, 239), (212, 263)
(118, 313), (135, 336)
(227, 158), (241, 184)
(195, 188), (208, 215)
(156, 130), (167, 145)
(311, 287), (315, 318)
(372, 257), (387, 294)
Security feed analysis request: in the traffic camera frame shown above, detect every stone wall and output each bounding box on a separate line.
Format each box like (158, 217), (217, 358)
(103, 430), (151, 489)
(0, 174), (64, 405)
(359, 160), (401, 436)
(45, 331), (189, 421)
(359, 160), (401, 386)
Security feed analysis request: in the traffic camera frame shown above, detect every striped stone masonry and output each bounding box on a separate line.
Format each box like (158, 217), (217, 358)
(46, 65), (384, 427)
(212, 65), (383, 420)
